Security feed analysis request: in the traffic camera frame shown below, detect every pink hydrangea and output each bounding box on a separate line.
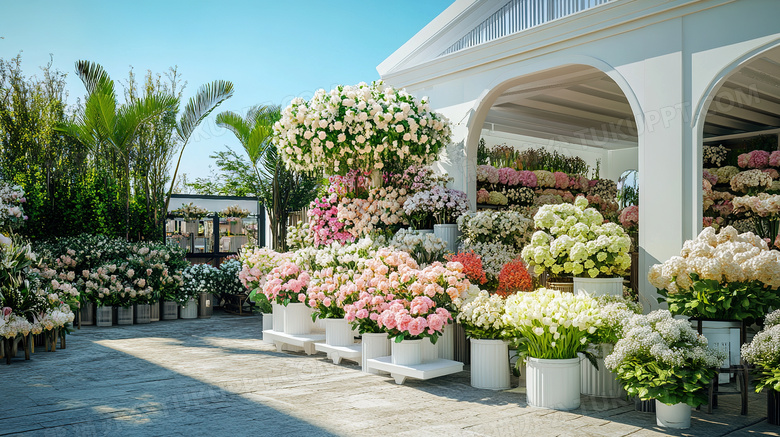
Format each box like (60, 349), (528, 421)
(498, 167), (521, 186)
(763, 168), (779, 180)
(477, 188), (490, 203)
(517, 170), (537, 188)
(553, 172), (569, 189)
(618, 205), (639, 230)
(770, 151), (780, 167)
(702, 169), (718, 186)
(739, 150), (770, 169)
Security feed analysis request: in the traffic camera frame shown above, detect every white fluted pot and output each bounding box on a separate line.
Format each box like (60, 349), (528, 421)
(283, 303), (313, 335)
(573, 277), (623, 297)
(162, 301), (178, 320)
(655, 401), (691, 429)
(438, 324), (454, 360)
(434, 223), (461, 254)
(325, 318), (354, 346)
(580, 344), (624, 398)
(149, 301), (160, 322)
(116, 306), (133, 325)
(96, 305), (113, 327)
(272, 303), (285, 332)
(526, 357), (581, 410)
(262, 313), (273, 332)
(80, 302), (94, 325)
(133, 304), (151, 324)
(470, 339), (511, 390)
(362, 333), (390, 374)
(422, 337), (438, 363)
(392, 339), (423, 365)
(179, 299), (198, 319)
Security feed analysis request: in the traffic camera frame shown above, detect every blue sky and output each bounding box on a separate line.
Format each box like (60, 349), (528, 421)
(0, 0), (452, 183)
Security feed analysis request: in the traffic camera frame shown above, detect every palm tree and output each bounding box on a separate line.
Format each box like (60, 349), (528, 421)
(216, 105), (284, 247)
(58, 61), (179, 239)
(162, 80), (235, 216)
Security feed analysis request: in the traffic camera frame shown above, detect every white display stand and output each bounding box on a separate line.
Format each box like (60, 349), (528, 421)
(262, 330), (325, 355)
(366, 356), (463, 385)
(314, 343), (362, 364)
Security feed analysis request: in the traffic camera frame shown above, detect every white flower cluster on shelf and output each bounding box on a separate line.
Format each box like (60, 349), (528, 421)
(274, 81), (452, 174)
(388, 229), (447, 266)
(730, 169), (773, 193)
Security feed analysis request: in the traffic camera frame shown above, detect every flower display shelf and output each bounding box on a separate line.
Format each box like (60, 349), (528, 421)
(262, 330), (325, 356)
(365, 356), (463, 385)
(314, 343), (362, 364)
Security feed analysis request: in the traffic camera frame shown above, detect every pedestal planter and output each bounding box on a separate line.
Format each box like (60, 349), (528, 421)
(526, 357), (581, 410)
(697, 320), (740, 384)
(438, 324), (454, 360)
(422, 337), (438, 363)
(180, 299), (198, 319)
(769, 389), (780, 426)
(434, 224), (460, 254)
(284, 303), (313, 335)
(96, 305), (112, 327)
(470, 339), (510, 390)
(362, 333), (391, 374)
(162, 301), (178, 320)
(262, 313), (273, 333)
(116, 306), (133, 325)
(198, 292), (213, 319)
(580, 344), (624, 398)
(573, 277), (623, 297)
(325, 318), (354, 346)
(392, 339), (423, 365)
(133, 304), (151, 324)
(655, 401), (691, 429)
(149, 301), (160, 322)
(80, 302), (94, 326)
(272, 303), (285, 332)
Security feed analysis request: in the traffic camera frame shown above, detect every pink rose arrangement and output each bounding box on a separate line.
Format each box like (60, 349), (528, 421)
(377, 297), (452, 342)
(261, 261), (310, 305)
(308, 194), (354, 247)
(568, 174), (590, 191)
(763, 168), (779, 180)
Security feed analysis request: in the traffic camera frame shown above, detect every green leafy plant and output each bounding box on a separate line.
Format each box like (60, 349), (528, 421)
(741, 310), (780, 392)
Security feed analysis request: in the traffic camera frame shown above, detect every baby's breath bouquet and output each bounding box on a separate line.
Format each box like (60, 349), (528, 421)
(503, 288), (601, 363)
(605, 310), (726, 407)
(454, 286), (509, 339)
(741, 309), (780, 393)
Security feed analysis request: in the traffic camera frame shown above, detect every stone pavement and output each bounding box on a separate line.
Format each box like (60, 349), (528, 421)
(0, 311), (777, 437)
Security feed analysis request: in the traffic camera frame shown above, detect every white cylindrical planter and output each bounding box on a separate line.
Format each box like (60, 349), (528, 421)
(438, 323), (454, 360)
(272, 303), (285, 332)
(313, 317), (326, 333)
(284, 303), (313, 335)
(655, 401), (691, 429)
(526, 357), (581, 410)
(573, 277), (623, 297)
(362, 333), (390, 374)
(470, 339), (511, 390)
(580, 355), (624, 398)
(434, 223), (461, 254)
(80, 302), (94, 326)
(116, 306), (133, 325)
(422, 337), (438, 363)
(179, 299), (198, 319)
(96, 305), (113, 327)
(149, 302), (160, 322)
(229, 219), (242, 235)
(698, 320), (737, 384)
(392, 339), (423, 365)
(162, 301), (178, 320)
(325, 318), (354, 346)
(262, 313), (273, 332)
(133, 304), (151, 324)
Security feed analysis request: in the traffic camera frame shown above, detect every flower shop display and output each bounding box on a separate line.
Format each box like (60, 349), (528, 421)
(703, 144), (729, 167)
(522, 196), (631, 296)
(275, 80), (452, 175)
(605, 310), (726, 429)
(742, 309), (780, 425)
(388, 228), (447, 266)
(730, 169), (773, 194)
(503, 288), (602, 410)
(738, 150), (771, 169)
(649, 226), (780, 321)
(455, 286), (512, 389)
(221, 204), (250, 234)
(240, 246), (287, 315)
(731, 193), (780, 246)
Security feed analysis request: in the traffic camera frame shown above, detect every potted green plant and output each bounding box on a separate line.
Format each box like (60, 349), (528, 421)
(741, 309), (780, 426)
(605, 310), (726, 429)
(521, 196), (632, 296)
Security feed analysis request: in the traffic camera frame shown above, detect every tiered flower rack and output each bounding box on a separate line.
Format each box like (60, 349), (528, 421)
(366, 355), (463, 385)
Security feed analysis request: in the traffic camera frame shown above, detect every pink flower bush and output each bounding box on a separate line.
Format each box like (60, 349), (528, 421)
(618, 205), (639, 231)
(261, 261), (310, 305)
(763, 168), (779, 180)
(239, 247), (287, 291)
(568, 175), (590, 191)
(308, 194), (354, 247)
(770, 151), (780, 168)
(477, 165), (500, 184)
(377, 299), (452, 338)
(477, 188), (490, 203)
(498, 167), (521, 186)
(738, 150), (770, 169)
(553, 172), (569, 189)
(517, 170), (537, 188)
(306, 267), (357, 318)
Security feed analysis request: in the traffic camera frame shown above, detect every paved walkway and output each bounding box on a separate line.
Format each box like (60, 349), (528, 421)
(0, 311), (776, 437)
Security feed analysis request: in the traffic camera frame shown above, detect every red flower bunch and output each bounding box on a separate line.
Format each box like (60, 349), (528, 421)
(496, 257), (533, 297)
(446, 251), (487, 285)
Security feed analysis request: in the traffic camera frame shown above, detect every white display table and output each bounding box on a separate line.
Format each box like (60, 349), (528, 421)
(262, 330), (324, 355)
(365, 356), (463, 385)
